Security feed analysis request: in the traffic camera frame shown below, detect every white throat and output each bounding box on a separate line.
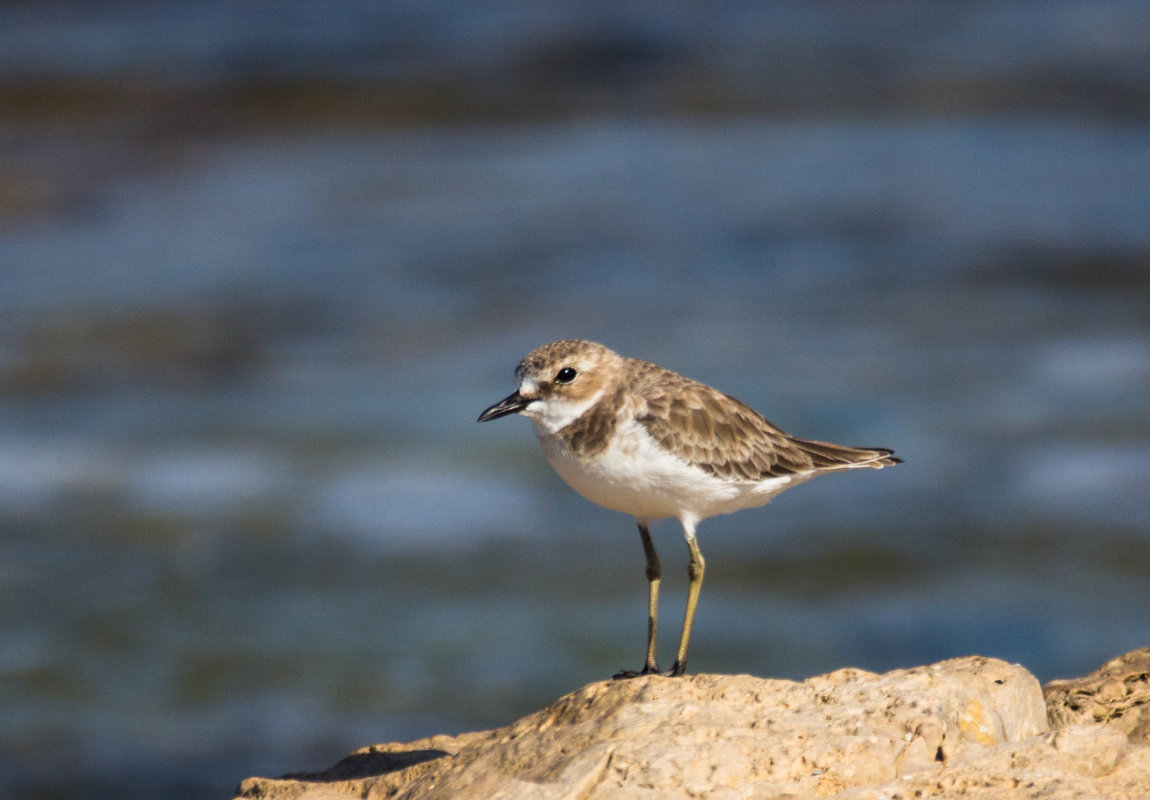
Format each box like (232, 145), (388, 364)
(521, 386), (605, 435)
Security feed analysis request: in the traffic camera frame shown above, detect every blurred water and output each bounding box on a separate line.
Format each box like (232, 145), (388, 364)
(2, 2), (1150, 799)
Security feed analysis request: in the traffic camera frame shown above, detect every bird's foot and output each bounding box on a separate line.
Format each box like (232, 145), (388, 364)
(612, 662), (687, 679)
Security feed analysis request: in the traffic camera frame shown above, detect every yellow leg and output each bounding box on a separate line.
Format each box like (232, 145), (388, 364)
(638, 521), (661, 674)
(669, 520), (704, 677)
(614, 519), (663, 679)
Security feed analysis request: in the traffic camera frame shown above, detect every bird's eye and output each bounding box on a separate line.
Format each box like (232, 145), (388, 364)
(555, 367), (578, 384)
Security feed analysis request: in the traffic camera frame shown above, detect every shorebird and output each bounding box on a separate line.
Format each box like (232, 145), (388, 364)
(478, 339), (899, 676)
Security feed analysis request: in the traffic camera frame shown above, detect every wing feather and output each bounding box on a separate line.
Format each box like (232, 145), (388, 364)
(628, 360), (898, 481)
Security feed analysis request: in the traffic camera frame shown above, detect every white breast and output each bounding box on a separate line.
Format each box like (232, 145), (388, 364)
(535, 417), (806, 522)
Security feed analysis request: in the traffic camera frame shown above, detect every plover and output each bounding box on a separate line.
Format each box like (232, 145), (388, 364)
(478, 339), (899, 677)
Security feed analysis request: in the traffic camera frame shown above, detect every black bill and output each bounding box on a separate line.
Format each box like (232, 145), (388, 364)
(477, 390), (530, 422)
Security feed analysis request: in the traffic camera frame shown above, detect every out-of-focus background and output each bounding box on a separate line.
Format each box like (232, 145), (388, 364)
(1, 2), (1148, 798)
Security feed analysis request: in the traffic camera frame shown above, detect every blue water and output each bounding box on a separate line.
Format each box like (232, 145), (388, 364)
(2, 2), (1149, 799)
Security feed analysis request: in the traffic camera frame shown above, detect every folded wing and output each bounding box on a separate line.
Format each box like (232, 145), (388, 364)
(630, 362), (899, 482)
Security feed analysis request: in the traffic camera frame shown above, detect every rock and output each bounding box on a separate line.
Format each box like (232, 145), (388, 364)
(235, 652), (1150, 800)
(1044, 648), (1150, 743)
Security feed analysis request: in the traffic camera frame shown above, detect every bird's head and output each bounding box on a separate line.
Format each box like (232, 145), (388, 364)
(478, 339), (621, 432)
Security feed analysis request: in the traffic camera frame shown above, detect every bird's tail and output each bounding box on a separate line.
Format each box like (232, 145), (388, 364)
(792, 438), (902, 470)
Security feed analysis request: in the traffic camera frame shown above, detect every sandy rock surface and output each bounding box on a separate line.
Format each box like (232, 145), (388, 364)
(1044, 648), (1150, 744)
(235, 650), (1150, 799)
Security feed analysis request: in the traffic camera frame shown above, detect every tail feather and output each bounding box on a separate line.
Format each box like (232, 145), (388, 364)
(792, 438), (901, 470)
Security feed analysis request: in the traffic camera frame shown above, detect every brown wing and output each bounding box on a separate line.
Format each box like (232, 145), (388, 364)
(629, 360), (899, 482)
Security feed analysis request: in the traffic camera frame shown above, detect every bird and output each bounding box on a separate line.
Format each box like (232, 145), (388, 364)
(477, 339), (900, 677)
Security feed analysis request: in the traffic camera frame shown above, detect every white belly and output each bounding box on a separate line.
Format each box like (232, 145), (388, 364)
(536, 418), (806, 522)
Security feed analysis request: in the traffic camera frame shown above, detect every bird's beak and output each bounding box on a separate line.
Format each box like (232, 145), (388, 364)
(477, 390), (531, 422)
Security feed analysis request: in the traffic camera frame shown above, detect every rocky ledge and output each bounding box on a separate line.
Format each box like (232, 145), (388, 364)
(236, 649), (1150, 799)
